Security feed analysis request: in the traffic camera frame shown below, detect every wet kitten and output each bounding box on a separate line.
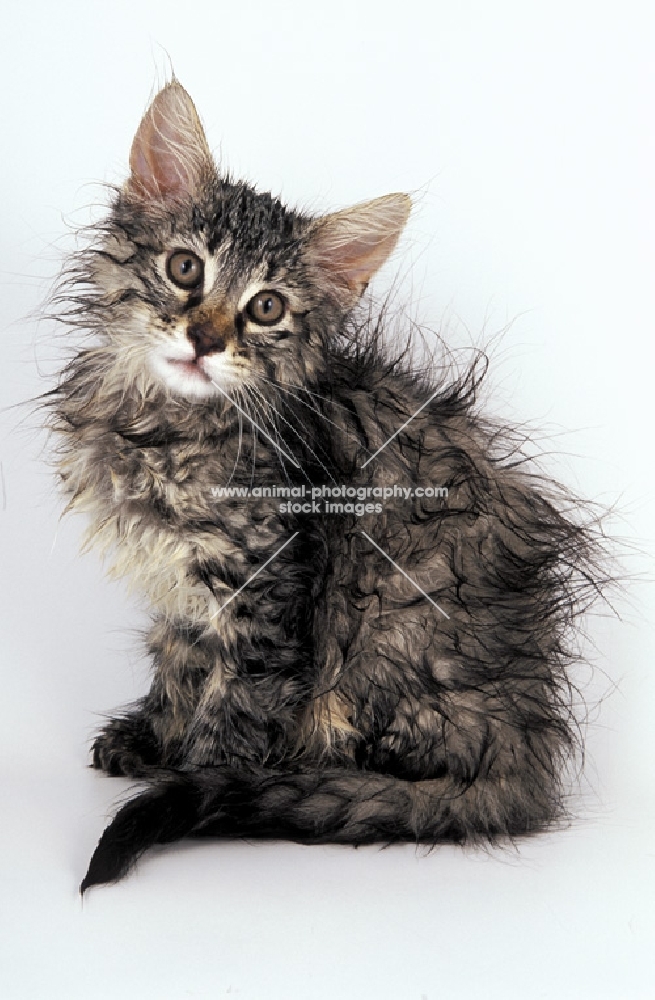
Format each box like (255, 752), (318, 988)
(47, 81), (606, 891)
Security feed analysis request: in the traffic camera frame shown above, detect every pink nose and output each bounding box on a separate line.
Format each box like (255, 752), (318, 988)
(187, 321), (227, 357)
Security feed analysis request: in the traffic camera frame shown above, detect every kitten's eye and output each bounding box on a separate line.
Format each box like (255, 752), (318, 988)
(246, 290), (286, 326)
(167, 250), (204, 290)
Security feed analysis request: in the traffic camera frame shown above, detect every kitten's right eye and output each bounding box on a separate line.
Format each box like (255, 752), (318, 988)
(166, 250), (204, 290)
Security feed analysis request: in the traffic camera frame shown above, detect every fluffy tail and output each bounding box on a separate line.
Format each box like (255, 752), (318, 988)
(81, 765), (562, 892)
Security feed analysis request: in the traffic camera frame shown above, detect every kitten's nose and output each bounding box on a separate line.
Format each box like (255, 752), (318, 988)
(187, 321), (227, 358)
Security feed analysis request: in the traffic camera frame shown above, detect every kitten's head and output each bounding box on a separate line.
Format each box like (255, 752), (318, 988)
(83, 82), (411, 406)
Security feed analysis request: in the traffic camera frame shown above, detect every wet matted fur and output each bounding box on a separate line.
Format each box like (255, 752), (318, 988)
(43, 81), (610, 891)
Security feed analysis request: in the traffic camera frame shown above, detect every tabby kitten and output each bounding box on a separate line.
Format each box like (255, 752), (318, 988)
(47, 81), (603, 891)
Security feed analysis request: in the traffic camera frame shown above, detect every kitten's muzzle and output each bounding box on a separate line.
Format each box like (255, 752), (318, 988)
(187, 320), (229, 358)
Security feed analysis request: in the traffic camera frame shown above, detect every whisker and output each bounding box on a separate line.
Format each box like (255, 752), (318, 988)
(209, 379), (300, 470)
(222, 385), (244, 487)
(241, 382), (300, 483)
(263, 375), (354, 416)
(246, 383), (301, 486)
(259, 380), (344, 472)
(235, 383), (258, 488)
(250, 381), (336, 484)
(257, 372), (364, 450)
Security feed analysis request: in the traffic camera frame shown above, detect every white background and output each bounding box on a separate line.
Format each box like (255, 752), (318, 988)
(1, 2), (654, 998)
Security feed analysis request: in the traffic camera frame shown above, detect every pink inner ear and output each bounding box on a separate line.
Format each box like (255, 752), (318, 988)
(331, 233), (398, 287)
(129, 111), (190, 199)
(308, 194), (412, 301)
(127, 83), (211, 201)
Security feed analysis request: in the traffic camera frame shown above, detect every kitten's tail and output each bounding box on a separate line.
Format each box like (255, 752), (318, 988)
(81, 764), (560, 891)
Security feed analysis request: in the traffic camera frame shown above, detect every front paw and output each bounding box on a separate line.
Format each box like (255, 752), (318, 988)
(92, 715), (161, 777)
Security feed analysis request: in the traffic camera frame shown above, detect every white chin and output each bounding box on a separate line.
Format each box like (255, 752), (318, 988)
(150, 352), (244, 400)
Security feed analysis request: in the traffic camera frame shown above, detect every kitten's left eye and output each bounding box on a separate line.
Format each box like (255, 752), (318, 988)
(246, 291), (286, 326)
(167, 250), (204, 290)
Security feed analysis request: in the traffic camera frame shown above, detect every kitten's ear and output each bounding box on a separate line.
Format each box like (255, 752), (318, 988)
(126, 81), (214, 201)
(306, 193), (411, 305)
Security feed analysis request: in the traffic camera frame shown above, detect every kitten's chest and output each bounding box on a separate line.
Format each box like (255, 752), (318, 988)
(70, 431), (290, 621)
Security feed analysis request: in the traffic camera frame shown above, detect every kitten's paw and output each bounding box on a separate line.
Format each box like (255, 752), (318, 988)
(92, 716), (161, 777)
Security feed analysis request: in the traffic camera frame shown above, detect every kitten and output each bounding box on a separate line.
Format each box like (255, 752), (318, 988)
(47, 81), (606, 891)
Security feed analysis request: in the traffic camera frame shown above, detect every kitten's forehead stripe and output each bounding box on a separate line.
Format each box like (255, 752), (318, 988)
(195, 180), (305, 258)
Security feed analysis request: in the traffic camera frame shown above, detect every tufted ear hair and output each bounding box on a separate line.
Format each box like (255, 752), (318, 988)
(305, 193), (412, 306)
(126, 81), (214, 201)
